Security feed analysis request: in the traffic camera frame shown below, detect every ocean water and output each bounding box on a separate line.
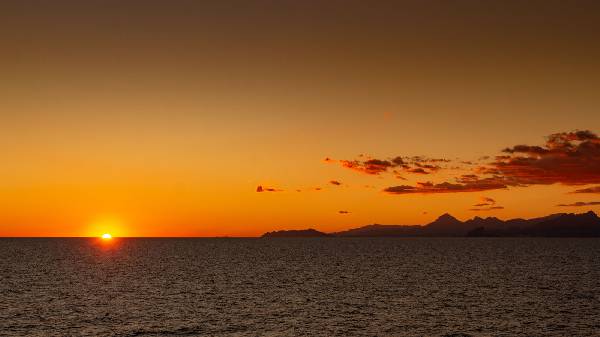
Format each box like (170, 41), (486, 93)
(1, 238), (599, 337)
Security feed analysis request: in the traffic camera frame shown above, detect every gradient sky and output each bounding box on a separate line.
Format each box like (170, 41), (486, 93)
(1, 0), (600, 236)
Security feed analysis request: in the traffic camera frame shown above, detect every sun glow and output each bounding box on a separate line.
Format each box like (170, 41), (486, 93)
(88, 215), (127, 238)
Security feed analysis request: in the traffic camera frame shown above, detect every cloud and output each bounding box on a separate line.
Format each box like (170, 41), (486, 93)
(383, 175), (508, 195)
(340, 159), (395, 175)
(329, 180), (342, 186)
(556, 201), (600, 207)
(571, 186), (600, 194)
(470, 196), (504, 211)
(329, 130), (600, 200)
(330, 155), (451, 176)
(406, 168), (430, 174)
(256, 185), (283, 192)
(484, 130), (600, 186)
(472, 196), (497, 207)
(469, 206), (505, 211)
(338, 210), (351, 214)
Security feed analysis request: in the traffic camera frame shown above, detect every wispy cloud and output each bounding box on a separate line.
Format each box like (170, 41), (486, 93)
(256, 185), (283, 192)
(469, 206), (504, 211)
(470, 196), (504, 211)
(557, 201), (600, 207)
(327, 155), (450, 176)
(571, 186), (600, 194)
(384, 175), (508, 195)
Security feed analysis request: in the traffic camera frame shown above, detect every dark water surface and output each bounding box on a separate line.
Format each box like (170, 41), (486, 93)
(1, 238), (599, 336)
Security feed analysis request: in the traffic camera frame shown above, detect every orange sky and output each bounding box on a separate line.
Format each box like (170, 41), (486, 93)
(1, 1), (600, 236)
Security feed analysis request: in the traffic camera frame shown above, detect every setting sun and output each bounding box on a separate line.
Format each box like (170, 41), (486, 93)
(101, 233), (112, 240)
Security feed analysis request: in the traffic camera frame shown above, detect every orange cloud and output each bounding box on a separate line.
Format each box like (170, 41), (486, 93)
(470, 196), (503, 211)
(557, 201), (600, 207)
(331, 155), (449, 176)
(469, 206), (505, 211)
(571, 186), (600, 194)
(485, 130), (600, 185)
(340, 159), (395, 175)
(384, 175), (508, 195)
(256, 185), (283, 192)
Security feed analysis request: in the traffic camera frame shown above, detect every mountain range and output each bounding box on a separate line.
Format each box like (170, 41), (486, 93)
(261, 211), (600, 237)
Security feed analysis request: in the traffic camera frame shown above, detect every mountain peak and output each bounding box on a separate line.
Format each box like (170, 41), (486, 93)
(428, 213), (462, 227)
(437, 213), (458, 221)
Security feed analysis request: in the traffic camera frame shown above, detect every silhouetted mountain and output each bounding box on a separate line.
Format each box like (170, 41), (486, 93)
(335, 224), (422, 237)
(336, 213), (491, 237)
(468, 211), (600, 237)
(421, 213), (471, 236)
(261, 228), (331, 238)
(263, 211), (600, 238)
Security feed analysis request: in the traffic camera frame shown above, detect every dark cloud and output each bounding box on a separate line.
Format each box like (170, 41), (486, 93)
(406, 168), (429, 174)
(331, 155), (451, 176)
(470, 196), (503, 211)
(256, 185), (283, 192)
(339, 159), (394, 175)
(486, 130), (600, 186)
(383, 175), (508, 195)
(473, 196), (497, 206)
(571, 186), (600, 194)
(469, 206), (505, 211)
(557, 201), (600, 207)
(391, 156), (405, 165)
(329, 180), (342, 186)
(411, 156), (450, 163)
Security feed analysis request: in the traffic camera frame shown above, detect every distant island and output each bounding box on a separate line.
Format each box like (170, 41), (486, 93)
(262, 211), (600, 238)
(261, 228), (332, 238)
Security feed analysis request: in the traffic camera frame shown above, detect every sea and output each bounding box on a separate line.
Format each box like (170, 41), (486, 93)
(1, 238), (599, 336)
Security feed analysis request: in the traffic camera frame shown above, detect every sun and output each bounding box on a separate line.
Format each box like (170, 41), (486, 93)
(101, 233), (112, 240)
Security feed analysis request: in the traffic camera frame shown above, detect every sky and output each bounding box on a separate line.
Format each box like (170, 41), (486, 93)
(1, 0), (600, 237)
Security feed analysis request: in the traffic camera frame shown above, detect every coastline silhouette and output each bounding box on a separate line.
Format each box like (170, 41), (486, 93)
(262, 211), (600, 238)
